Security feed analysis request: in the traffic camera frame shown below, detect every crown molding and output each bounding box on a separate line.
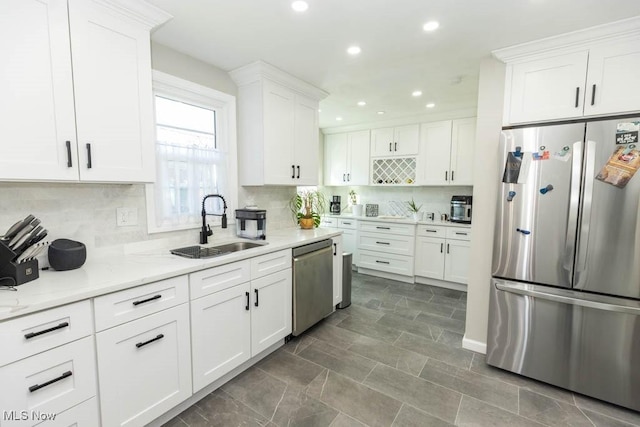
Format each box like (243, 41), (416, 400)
(230, 60), (329, 101)
(493, 16), (640, 63)
(94, 0), (173, 30)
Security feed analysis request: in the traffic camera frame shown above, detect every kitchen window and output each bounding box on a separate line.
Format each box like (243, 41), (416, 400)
(146, 71), (237, 233)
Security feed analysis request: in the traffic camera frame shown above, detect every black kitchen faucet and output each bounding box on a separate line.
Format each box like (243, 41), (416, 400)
(200, 194), (227, 244)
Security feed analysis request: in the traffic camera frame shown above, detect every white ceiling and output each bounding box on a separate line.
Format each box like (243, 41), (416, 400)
(146, 0), (640, 129)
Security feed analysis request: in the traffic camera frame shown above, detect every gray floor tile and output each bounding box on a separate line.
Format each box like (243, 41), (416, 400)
(335, 316), (402, 344)
(414, 312), (465, 334)
(387, 286), (435, 302)
(519, 388), (595, 427)
(195, 389), (271, 426)
(339, 304), (385, 322)
(436, 329), (464, 348)
(574, 394), (640, 426)
(419, 358), (519, 413)
(348, 334), (427, 377)
(329, 412), (368, 426)
(271, 386), (339, 427)
(318, 371), (403, 427)
(451, 308), (466, 321)
(391, 404), (454, 427)
(176, 405), (210, 427)
(221, 367), (287, 419)
(306, 321), (362, 349)
(402, 297), (456, 318)
(456, 396), (545, 427)
(581, 408), (640, 427)
(257, 349), (326, 387)
(470, 354), (575, 404)
(430, 294), (467, 309)
(283, 334), (318, 355)
(420, 284), (464, 299)
(163, 415), (188, 427)
(395, 332), (474, 369)
(297, 341), (377, 382)
(363, 364), (461, 423)
(376, 312), (443, 342)
(324, 310), (350, 326)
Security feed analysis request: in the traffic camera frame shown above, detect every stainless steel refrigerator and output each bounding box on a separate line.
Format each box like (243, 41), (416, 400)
(487, 116), (640, 412)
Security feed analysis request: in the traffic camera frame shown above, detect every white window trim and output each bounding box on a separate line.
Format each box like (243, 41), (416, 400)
(146, 70), (238, 234)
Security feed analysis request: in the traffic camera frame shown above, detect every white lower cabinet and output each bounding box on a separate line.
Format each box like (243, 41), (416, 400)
(414, 226), (471, 284)
(444, 239), (471, 284)
(414, 237), (445, 278)
(191, 283), (251, 393)
(332, 235), (343, 306)
(96, 304), (192, 427)
(33, 397), (100, 427)
(0, 337), (97, 427)
(251, 268), (292, 355)
(357, 221), (415, 277)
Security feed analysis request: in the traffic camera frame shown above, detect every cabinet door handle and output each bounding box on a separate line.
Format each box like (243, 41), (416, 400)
(135, 333), (164, 349)
(291, 165), (295, 179)
(86, 143), (92, 169)
(347, 173), (350, 181)
(245, 291), (250, 311)
(343, 173), (346, 182)
(375, 241), (390, 245)
(574, 87), (580, 108)
(451, 171), (455, 181)
(591, 84), (596, 106)
(65, 141), (72, 167)
(29, 371), (72, 393)
(375, 260), (390, 264)
(254, 289), (259, 307)
(24, 322), (69, 339)
(297, 165), (300, 179)
(394, 142), (397, 151)
(389, 142), (392, 152)
(376, 226), (391, 230)
(333, 243), (337, 255)
(440, 243), (443, 253)
(132, 294), (162, 306)
(447, 243), (450, 254)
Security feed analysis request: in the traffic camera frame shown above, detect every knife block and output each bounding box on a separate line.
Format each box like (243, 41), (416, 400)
(0, 240), (39, 285)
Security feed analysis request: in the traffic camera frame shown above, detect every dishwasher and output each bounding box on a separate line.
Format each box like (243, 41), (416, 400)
(292, 239), (333, 336)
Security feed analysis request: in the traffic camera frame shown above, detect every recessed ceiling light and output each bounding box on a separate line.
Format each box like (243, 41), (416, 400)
(426, 103), (436, 108)
(336, 116), (343, 121)
(377, 111), (385, 115)
(357, 101), (366, 106)
(412, 90), (422, 97)
(318, 109), (322, 112)
(291, 1), (308, 12)
(423, 21), (439, 31)
(347, 46), (361, 55)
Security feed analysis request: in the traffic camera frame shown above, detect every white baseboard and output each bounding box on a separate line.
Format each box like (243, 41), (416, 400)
(415, 276), (467, 292)
(357, 267), (415, 284)
(462, 335), (487, 354)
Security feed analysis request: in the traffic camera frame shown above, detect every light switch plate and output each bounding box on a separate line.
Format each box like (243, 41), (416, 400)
(116, 207), (138, 227)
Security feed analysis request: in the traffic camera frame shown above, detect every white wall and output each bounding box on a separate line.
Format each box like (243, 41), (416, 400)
(463, 57), (506, 353)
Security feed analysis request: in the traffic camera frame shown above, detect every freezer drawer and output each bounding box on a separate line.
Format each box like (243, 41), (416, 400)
(487, 279), (640, 412)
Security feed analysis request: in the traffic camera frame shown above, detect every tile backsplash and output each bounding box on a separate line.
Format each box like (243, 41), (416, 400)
(0, 183), (297, 253)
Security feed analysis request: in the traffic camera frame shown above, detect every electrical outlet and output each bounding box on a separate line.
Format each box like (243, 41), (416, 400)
(116, 207), (138, 227)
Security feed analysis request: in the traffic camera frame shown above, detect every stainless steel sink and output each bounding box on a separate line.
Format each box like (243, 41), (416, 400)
(170, 241), (266, 259)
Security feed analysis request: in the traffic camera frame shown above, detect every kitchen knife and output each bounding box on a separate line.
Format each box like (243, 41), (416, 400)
(8, 223), (35, 249)
(9, 231), (33, 251)
(14, 225), (43, 254)
(26, 229), (47, 247)
(28, 243), (49, 261)
(15, 243), (39, 264)
(3, 214), (35, 241)
(2, 220), (23, 241)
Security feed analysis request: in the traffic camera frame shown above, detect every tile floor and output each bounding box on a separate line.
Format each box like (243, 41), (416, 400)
(164, 272), (640, 427)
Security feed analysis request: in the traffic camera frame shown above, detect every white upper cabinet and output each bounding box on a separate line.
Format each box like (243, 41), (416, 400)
(231, 61), (328, 186)
(371, 124), (419, 157)
(418, 118), (476, 186)
(0, 0), (170, 182)
(496, 19), (640, 125)
(324, 130), (370, 186)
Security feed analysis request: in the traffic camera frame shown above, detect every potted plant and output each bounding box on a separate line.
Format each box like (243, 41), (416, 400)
(349, 189), (363, 216)
(289, 189), (326, 229)
(406, 198), (422, 221)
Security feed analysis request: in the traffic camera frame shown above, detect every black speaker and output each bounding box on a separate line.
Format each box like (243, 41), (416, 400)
(48, 239), (86, 271)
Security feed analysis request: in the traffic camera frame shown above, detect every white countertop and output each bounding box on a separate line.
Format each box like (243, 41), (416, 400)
(0, 227), (341, 322)
(323, 214), (472, 228)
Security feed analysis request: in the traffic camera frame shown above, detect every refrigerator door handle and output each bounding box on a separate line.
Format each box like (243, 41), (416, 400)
(495, 281), (640, 316)
(563, 141), (582, 278)
(575, 139), (597, 287)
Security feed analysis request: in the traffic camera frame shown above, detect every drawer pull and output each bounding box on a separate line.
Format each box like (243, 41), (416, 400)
(376, 226), (391, 230)
(343, 222), (351, 225)
(24, 322), (69, 339)
(132, 294), (162, 306)
(375, 241), (390, 245)
(136, 334), (164, 349)
(426, 229), (437, 233)
(29, 370), (72, 392)
(375, 260), (390, 264)
(455, 232), (468, 235)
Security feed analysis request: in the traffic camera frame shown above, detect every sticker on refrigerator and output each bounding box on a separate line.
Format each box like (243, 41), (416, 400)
(616, 122), (640, 145)
(553, 145), (572, 162)
(595, 146), (640, 188)
(502, 147), (530, 184)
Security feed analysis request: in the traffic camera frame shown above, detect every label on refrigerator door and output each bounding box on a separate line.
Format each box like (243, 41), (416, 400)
(596, 146), (640, 188)
(502, 151), (531, 184)
(616, 122), (639, 145)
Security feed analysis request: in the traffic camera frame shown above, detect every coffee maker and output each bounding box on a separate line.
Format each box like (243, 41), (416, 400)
(330, 196), (341, 215)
